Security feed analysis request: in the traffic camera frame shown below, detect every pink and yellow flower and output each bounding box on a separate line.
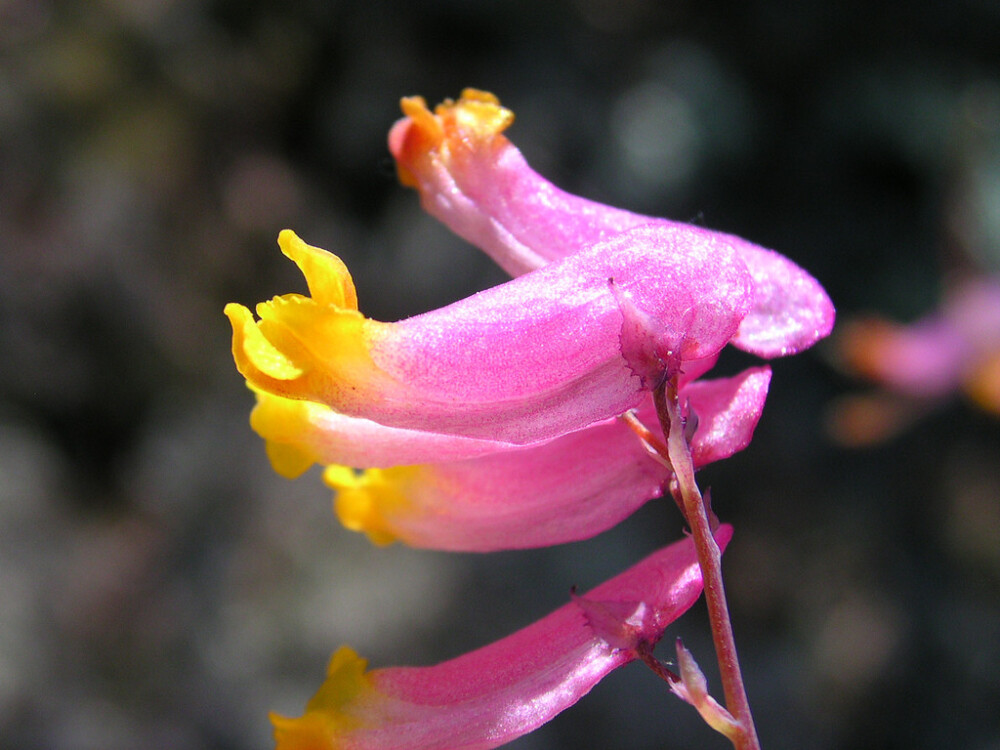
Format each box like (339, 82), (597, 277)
(225, 90), (834, 550)
(227, 223), (753, 446)
(326, 368), (769, 550)
(272, 527), (731, 750)
(225, 227), (760, 549)
(389, 89), (834, 359)
(838, 277), (1000, 408)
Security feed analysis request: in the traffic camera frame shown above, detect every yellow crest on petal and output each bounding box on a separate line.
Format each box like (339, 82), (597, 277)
(225, 302), (305, 381)
(226, 231), (392, 436)
(325, 466), (421, 546)
(252, 294), (374, 389)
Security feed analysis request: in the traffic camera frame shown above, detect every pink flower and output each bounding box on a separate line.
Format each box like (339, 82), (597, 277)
(838, 277), (1000, 405)
(327, 369), (769, 551)
(831, 276), (1000, 443)
(389, 89), (834, 359)
(222, 90), (836, 748)
(271, 527), (732, 750)
(227, 224), (753, 447)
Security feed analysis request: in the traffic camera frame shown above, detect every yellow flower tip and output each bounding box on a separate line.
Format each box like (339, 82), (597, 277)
(277, 230), (359, 311)
(271, 710), (334, 750)
(271, 646), (371, 750)
(394, 96), (443, 188)
(265, 440), (316, 479)
(438, 88), (514, 139)
(434, 89), (514, 142)
(399, 95), (442, 142)
(311, 646), (371, 711)
(459, 87), (501, 106)
(250, 392), (321, 478)
(325, 466), (419, 547)
(225, 302), (305, 381)
(392, 89), (513, 188)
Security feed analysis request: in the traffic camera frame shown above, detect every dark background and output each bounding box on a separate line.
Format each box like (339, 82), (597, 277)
(1, 1), (999, 748)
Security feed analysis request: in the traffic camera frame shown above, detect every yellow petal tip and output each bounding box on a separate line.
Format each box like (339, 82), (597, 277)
(225, 302), (306, 381)
(391, 89), (514, 189)
(276, 231), (359, 310)
(325, 466), (415, 547)
(271, 646), (371, 750)
(440, 88), (513, 137)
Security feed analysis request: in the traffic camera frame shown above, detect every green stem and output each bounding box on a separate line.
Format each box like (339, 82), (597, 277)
(653, 380), (761, 750)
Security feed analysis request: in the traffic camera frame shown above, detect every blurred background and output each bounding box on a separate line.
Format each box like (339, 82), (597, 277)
(2, 0), (999, 748)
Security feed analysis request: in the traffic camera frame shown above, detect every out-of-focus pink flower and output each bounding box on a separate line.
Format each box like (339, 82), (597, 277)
(389, 89), (835, 359)
(271, 527), (732, 750)
(832, 276), (1000, 443)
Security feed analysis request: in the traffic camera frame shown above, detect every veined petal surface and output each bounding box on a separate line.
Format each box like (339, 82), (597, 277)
(390, 90), (835, 359)
(327, 367), (770, 550)
(272, 526), (733, 750)
(228, 228), (753, 445)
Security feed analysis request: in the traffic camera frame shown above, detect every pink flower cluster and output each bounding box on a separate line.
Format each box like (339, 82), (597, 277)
(226, 90), (835, 748)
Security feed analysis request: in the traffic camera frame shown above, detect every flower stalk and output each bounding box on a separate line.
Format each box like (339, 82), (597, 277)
(654, 378), (761, 750)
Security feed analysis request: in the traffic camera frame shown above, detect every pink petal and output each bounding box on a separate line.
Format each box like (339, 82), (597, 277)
(272, 526), (733, 750)
(326, 411), (669, 551)
(249, 390), (522, 476)
(364, 225), (751, 442)
(686, 366), (772, 466)
(726, 242), (836, 357)
(326, 368), (768, 551)
(231, 227), (753, 445)
(390, 91), (834, 359)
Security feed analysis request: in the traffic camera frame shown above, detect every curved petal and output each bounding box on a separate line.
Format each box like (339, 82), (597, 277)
(227, 228), (752, 445)
(389, 89), (646, 276)
(686, 366), (772, 466)
(271, 526), (733, 750)
(325, 368), (769, 551)
(389, 90), (834, 359)
(324, 414), (669, 551)
(727, 243), (836, 357)
(249, 390), (521, 477)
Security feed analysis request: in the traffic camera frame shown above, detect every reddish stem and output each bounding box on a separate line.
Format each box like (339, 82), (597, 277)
(653, 380), (761, 750)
